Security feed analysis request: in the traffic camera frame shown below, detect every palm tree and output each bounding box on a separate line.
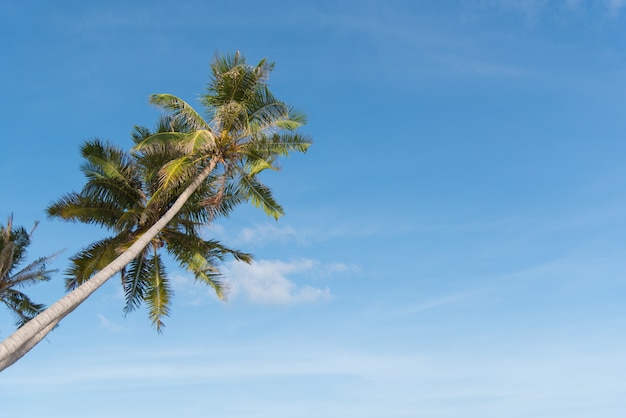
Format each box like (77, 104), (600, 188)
(0, 52), (310, 370)
(47, 132), (252, 332)
(0, 215), (59, 329)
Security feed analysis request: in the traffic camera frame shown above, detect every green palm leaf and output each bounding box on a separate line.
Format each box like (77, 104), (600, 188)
(47, 193), (127, 229)
(157, 155), (196, 191)
(65, 236), (124, 290)
(149, 94), (210, 131)
(252, 133), (312, 156)
(236, 172), (284, 220)
(4, 290), (46, 328)
(132, 131), (191, 154)
(144, 253), (170, 333)
(9, 252), (62, 288)
(123, 252), (150, 314)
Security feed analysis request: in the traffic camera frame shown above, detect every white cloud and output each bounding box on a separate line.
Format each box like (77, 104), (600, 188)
(320, 262), (355, 275)
(96, 314), (126, 333)
(225, 259), (331, 305)
(169, 257), (351, 306)
(234, 223), (299, 246)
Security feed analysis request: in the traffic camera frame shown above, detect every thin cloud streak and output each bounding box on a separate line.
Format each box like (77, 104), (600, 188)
(5, 338), (625, 418)
(394, 291), (479, 317)
(96, 314), (127, 334)
(233, 223), (299, 246)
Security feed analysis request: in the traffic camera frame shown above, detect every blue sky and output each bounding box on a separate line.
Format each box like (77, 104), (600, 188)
(2, 0), (626, 416)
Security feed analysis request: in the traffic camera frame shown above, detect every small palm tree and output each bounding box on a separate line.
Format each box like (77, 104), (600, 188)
(0, 52), (310, 370)
(0, 215), (59, 329)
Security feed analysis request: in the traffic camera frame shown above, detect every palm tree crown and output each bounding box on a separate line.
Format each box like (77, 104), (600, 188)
(47, 52), (311, 331)
(135, 52), (310, 220)
(0, 215), (59, 329)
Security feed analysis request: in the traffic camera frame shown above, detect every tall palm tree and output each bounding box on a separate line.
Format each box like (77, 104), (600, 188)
(47, 132), (251, 332)
(0, 52), (310, 370)
(0, 215), (59, 329)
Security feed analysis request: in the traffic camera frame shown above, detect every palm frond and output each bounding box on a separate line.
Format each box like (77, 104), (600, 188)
(245, 156), (276, 176)
(192, 268), (229, 301)
(114, 207), (144, 232)
(132, 131), (192, 154)
(2, 290), (46, 328)
(156, 155), (197, 192)
(253, 57), (274, 82)
(181, 130), (217, 155)
(250, 132), (312, 157)
(236, 172), (284, 220)
(80, 140), (138, 184)
(143, 254), (171, 333)
(163, 230), (251, 300)
(49, 140), (144, 232)
(170, 242), (229, 300)
(47, 193), (127, 229)
(0, 219), (20, 279)
(122, 252), (150, 314)
(165, 230), (252, 265)
(9, 251), (61, 288)
(80, 177), (144, 211)
(204, 239), (253, 264)
(274, 106), (308, 130)
(65, 236), (125, 290)
(131, 125), (153, 143)
(0, 217), (33, 277)
(149, 94), (210, 131)
(196, 179), (247, 221)
(246, 86), (301, 135)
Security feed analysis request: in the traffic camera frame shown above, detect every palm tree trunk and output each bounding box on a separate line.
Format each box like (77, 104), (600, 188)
(0, 159), (218, 371)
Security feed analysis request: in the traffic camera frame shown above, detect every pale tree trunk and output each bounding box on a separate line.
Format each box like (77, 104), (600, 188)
(0, 160), (217, 371)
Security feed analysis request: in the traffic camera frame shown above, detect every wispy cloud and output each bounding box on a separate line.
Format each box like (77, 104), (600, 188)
(96, 314), (126, 333)
(225, 259), (331, 305)
(234, 223), (299, 246)
(210, 222), (304, 247)
(6, 337), (626, 417)
(170, 258), (349, 306)
(394, 291), (479, 317)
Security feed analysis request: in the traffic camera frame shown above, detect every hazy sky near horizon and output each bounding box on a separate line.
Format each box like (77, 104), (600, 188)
(2, 1), (626, 417)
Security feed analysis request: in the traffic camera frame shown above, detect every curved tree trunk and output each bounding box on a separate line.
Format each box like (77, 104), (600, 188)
(0, 160), (217, 371)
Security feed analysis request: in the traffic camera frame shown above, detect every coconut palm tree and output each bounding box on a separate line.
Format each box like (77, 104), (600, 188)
(0, 52), (310, 370)
(47, 131), (251, 331)
(0, 215), (59, 329)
